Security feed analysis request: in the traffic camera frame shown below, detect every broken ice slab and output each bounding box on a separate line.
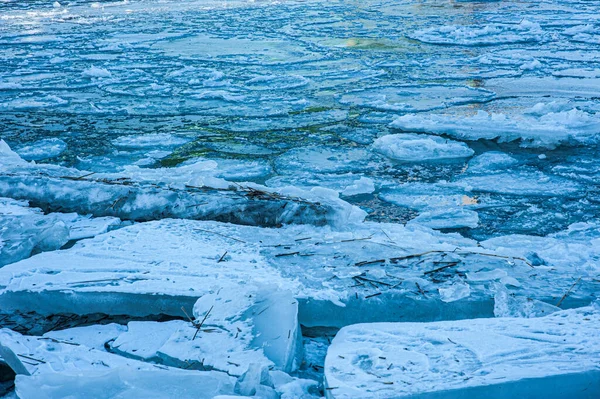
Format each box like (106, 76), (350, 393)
(108, 288), (301, 374)
(1, 218), (597, 331)
(109, 320), (275, 375)
(0, 197), (69, 267)
(372, 134), (474, 163)
(0, 140), (364, 228)
(0, 328), (157, 376)
(0, 220), (302, 372)
(407, 208), (479, 230)
(43, 324), (127, 352)
(15, 369), (236, 399)
(14, 138), (67, 161)
(324, 306), (600, 399)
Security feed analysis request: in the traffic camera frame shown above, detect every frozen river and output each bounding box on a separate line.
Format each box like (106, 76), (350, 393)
(1, 0), (600, 398)
(2, 0), (600, 239)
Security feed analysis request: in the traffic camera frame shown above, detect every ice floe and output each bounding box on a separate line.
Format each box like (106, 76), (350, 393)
(372, 134), (474, 162)
(339, 85), (495, 112)
(1, 218), (598, 332)
(391, 102), (600, 148)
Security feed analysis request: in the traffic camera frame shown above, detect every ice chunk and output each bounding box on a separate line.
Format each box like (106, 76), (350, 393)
(372, 134), (473, 162)
(274, 146), (379, 174)
(340, 177), (375, 197)
(0, 328), (153, 376)
(379, 183), (467, 211)
(0, 158), (357, 228)
(109, 288), (300, 375)
(467, 152), (518, 174)
(494, 287), (561, 318)
(455, 170), (583, 197)
(438, 280), (471, 303)
(54, 214), (122, 241)
(0, 198), (69, 267)
(112, 133), (191, 149)
(2, 328), (237, 398)
(266, 173), (377, 198)
(325, 307), (600, 399)
(411, 20), (546, 46)
(0, 197), (122, 266)
(82, 66), (112, 78)
(15, 139), (67, 161)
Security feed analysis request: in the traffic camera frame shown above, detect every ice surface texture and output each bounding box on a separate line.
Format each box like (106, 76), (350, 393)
(325, 306), (600, 399)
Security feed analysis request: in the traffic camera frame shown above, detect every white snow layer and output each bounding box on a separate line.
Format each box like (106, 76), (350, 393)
(324, 306), (600, 399)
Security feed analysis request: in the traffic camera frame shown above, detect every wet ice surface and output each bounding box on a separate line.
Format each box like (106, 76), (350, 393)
(1, 0), (600, 397)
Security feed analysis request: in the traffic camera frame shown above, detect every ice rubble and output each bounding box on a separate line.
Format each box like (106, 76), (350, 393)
(372, 134), (474, 163)
(390, 102), (600, 148)
(411, 20), (546, 46)
(0, 140), (364, 228)
(324, 306), (600, 399)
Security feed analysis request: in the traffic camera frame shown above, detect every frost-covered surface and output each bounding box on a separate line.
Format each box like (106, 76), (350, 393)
(324, 306), (600, 399)
(2, 0), (600, 397)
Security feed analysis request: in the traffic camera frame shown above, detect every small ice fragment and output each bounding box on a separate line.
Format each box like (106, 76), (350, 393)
(494, 288), (560, 318)
(82, 66), (112, 79)
(438, 280), (471, 303)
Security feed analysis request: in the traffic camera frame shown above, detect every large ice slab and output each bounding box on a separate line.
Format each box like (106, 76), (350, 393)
(325, 306), (600, 399)
(108, 288), (301, 374)
(0, 219), (302, 372)
(1, 218), (597, 331)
